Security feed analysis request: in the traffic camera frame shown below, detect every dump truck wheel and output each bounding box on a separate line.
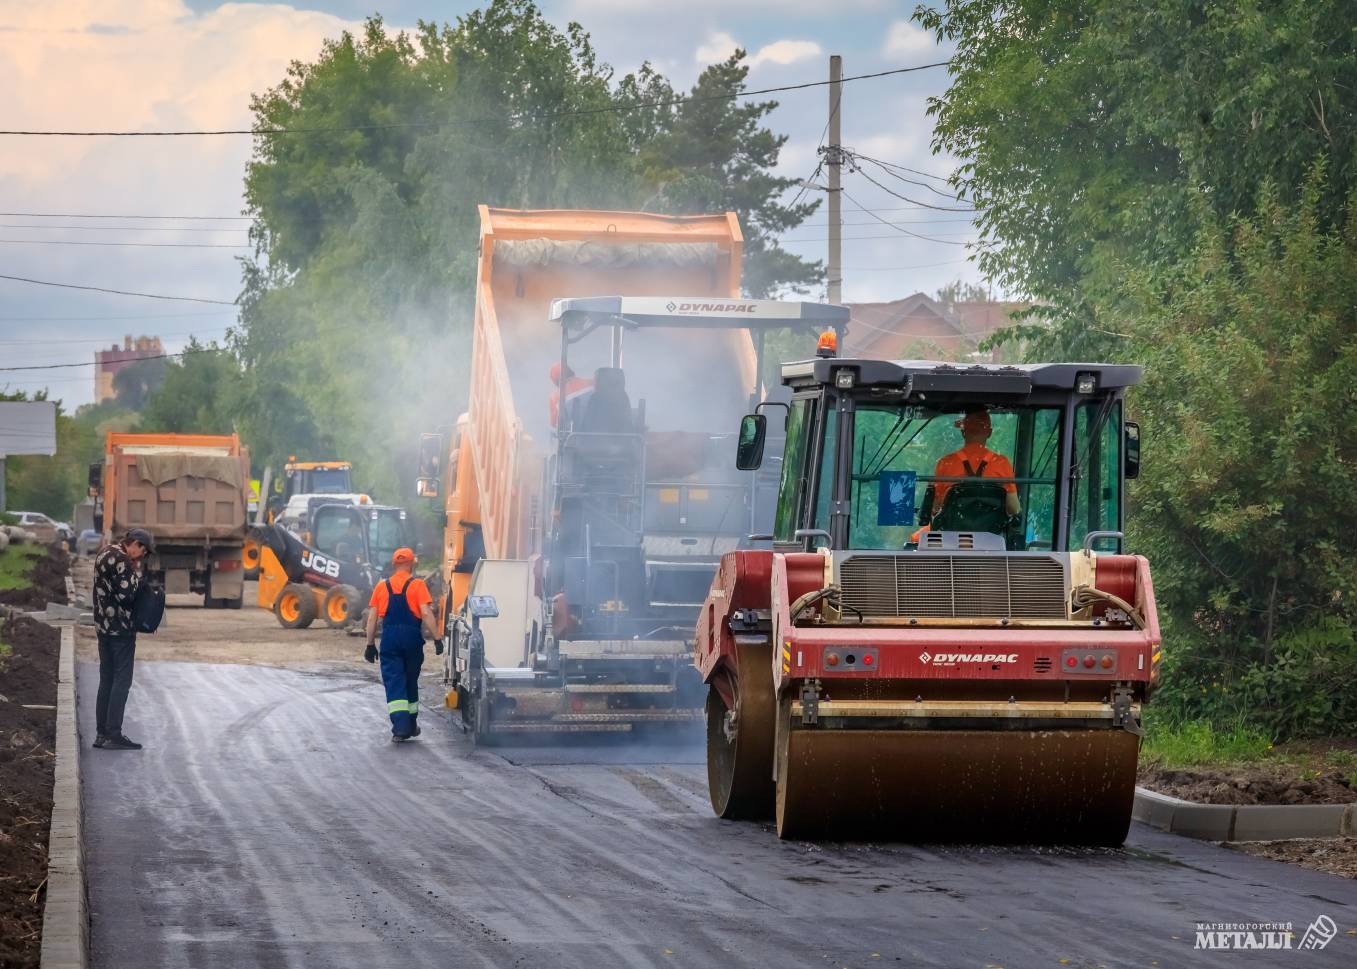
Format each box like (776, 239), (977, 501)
(322, 584), (360, 629)
(705, 643), (775, 820)
(275, 583), (317, 629)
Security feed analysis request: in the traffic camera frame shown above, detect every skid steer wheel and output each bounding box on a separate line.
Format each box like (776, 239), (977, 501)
(242, 539), (261, 581)
(322, 584), (361, 629)
(275, 582), (317, 629)
(706, 643), (775, 820)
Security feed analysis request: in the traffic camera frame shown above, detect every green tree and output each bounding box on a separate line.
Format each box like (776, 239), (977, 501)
(140, 342), (245, 435)
(112, 356), (168, 410)
(637, 52), (822, 297)
(236, 1), (821, 501)
(1116, 176), (1357, 735)
(918, 0), (1357, 354)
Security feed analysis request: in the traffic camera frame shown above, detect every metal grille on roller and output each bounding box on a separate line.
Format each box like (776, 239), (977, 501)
(838, 554), (1067, 619)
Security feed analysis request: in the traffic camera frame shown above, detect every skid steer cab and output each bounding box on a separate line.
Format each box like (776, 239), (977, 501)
(254, 501), (415, 630)
(698, 358), (1158, 844)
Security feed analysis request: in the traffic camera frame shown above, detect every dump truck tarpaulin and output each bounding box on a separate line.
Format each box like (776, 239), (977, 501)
(134, 453), (246, 491)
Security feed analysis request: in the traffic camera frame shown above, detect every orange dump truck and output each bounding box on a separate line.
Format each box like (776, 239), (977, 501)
(415, 207), (846, 738)
(95, 432), (251, 608)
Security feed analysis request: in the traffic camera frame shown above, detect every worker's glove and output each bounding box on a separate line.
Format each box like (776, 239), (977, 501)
(434, 638), (445, 656)
(364, 643), (378, 664)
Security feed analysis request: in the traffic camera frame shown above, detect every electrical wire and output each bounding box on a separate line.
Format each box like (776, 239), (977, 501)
(0, 238), (250, 249)
(0, 62), (952, 137)
(850, 164), (977, 213)
(851, 153), (967, 202)
(835, 188), (975, 246)
(0, 273), (236, 305)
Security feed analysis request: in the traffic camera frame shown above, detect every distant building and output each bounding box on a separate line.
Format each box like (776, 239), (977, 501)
(843, 293), (1032, 363)
(95, 335), (163, 403)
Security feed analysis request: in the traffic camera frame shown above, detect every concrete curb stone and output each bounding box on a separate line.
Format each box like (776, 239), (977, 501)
(1134, 786), (1356, 843)
(39, 624), (88, 969)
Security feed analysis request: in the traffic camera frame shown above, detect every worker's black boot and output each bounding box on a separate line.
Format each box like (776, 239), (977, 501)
(93, 734), (110, 749)
(408, 720), (421, 738)
(106, 734), (143, 750)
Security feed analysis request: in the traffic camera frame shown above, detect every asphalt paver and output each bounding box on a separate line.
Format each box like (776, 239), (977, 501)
(79, 660), (1357, 969)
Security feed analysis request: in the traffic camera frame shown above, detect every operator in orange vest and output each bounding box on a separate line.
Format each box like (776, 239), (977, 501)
(548, 363), (593, 428)
(363, 548), (443, 742)
(928, 406), (1021, 519)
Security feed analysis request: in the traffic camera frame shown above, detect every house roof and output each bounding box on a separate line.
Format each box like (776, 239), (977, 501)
(843, 292), (1029, 359)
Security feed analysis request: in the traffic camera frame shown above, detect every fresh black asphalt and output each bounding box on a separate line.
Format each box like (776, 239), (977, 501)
(79, 660), (1357, 969)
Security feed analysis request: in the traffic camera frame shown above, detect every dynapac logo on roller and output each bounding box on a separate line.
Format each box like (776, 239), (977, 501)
(920, 651), (1018, 665)
(668, 302), (756, 314)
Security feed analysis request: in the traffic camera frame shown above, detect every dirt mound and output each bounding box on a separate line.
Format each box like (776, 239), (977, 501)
(0, 612), (58, 968)
(0, 546), (69, 610)
(1139, 764), (1357, 805)
(1231, 838), (1357, 879)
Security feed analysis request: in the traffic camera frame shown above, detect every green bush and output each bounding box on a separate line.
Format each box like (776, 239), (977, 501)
(1238, 619), (1357, 740)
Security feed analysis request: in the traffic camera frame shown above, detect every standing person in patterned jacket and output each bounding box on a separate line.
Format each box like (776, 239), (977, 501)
(92, 528), (154, 750)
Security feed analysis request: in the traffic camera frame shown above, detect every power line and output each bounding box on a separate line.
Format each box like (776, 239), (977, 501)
(0, 211), (252, 221)
(836, 188), (975, 246)
(0, 273), (236, 305)
(0, 238), (249, 249)
(849, 163), (977, 213)
(851, 153), (967, 202)
(0, 223), (250, 233)
(0, 62), (952, 138)
(0, 311), (232, 323)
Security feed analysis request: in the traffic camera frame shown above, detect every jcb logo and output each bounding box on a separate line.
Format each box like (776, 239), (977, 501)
(300, 550), (340, 578)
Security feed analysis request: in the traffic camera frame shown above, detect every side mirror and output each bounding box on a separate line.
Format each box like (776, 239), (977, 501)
(415, 431), (447, 491)
(416, 478), (440, 499)
(87, 462), (103, 496)
(735, 414), (767, 471)
(1124, 421), (1141, 480)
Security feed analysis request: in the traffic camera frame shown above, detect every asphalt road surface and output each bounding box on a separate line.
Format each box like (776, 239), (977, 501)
(79, 660), (1357, 969)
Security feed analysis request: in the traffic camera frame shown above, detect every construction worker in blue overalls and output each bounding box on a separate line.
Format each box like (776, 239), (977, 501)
(363, 548), (443, 741)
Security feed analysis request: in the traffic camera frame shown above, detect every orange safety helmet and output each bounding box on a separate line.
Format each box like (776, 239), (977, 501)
(392, 547), (416, 566)
(549, 363), (574, 383)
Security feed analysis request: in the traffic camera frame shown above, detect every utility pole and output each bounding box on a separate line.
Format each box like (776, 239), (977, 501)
(826, 55), (843, 305)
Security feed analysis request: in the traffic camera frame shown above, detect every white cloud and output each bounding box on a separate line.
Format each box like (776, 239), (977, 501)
(695, 33), (822, 69)
(882, 20), (936, 59)
(694, 31), (739, 65)
(749, 39), (822, 69)
(0, 1), (365, 405)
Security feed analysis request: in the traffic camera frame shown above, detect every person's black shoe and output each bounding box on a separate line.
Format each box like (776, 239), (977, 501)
(391, 734), (410, 743)
(105, 734), (143, 750)
(92, 734), (110, 749)
(408, 723), (421, 738)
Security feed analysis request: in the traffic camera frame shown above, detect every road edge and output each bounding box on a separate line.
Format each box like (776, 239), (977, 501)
(39, 623), (88, 969)
(1134, 786), (1356, 842)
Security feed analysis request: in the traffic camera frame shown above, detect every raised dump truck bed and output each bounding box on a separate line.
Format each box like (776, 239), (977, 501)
(418, 208), (847, 738)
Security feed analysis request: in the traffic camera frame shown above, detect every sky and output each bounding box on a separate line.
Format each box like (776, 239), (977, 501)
(0, 0), (978, 408)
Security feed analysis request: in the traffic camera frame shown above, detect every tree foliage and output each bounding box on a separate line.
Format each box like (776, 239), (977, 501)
(1124, 176), (1357, 735)
(919, 0), (1357, 354)
(918, 1), (1357, 735)
(235, 0), (821, 499)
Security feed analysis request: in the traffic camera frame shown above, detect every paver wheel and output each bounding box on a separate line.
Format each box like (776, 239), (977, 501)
(275, 583), (317, 629)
